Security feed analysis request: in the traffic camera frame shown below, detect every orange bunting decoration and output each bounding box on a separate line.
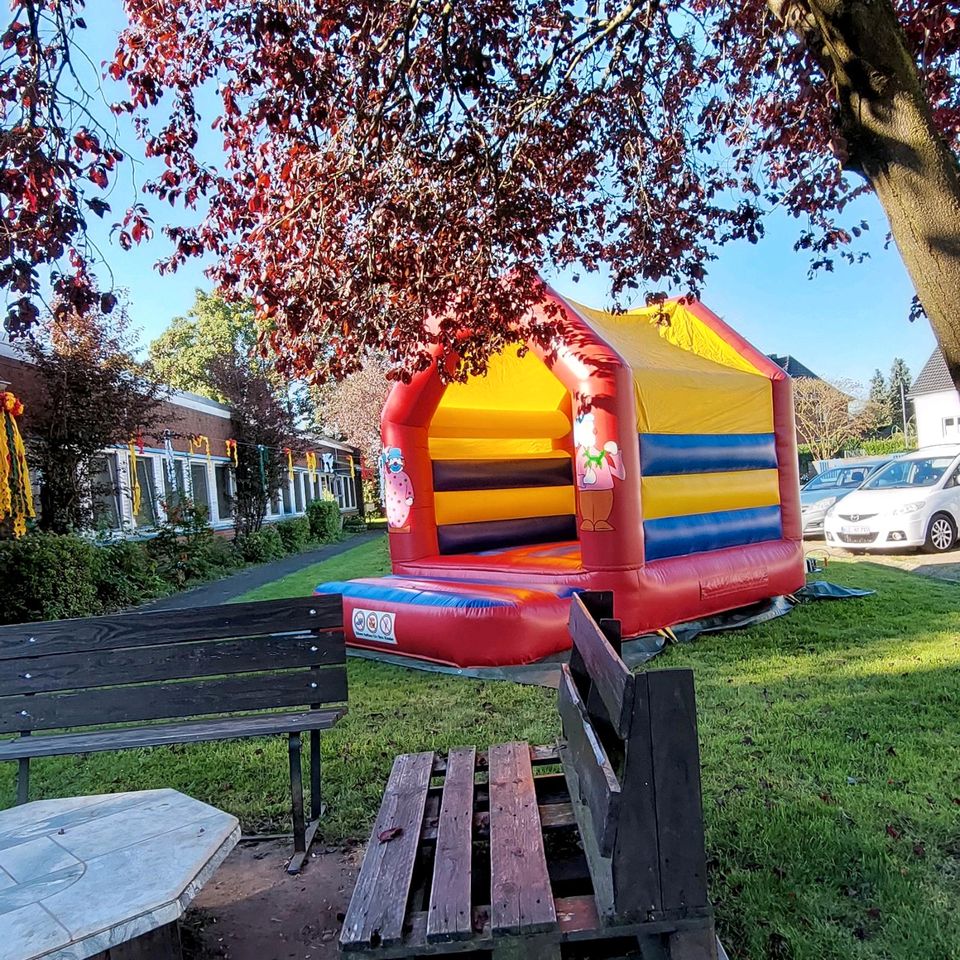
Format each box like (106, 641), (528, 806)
(225, 438), (238, 467)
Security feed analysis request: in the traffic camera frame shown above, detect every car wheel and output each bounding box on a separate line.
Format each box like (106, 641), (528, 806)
(924, 513), (957, 553)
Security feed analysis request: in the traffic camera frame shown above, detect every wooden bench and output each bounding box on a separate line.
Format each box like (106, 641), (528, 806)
(0, 595), (346, 874)
(340, 591), (723, 959)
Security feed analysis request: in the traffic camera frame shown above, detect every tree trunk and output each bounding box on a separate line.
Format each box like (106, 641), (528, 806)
(769, 0), (960, 391)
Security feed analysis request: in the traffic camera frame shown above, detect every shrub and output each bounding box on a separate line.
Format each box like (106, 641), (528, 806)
(307, 496), (342, 542)
(0, 533), (103, 624)
(235, 526), (285, 563)
(276, 516), (311, 552)
(342, 513), (367, 533)
(94, 539), (167, 610)
(148, 500), (242, 589)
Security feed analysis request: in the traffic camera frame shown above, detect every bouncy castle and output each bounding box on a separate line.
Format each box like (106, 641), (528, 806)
(318, 282), (805, 666)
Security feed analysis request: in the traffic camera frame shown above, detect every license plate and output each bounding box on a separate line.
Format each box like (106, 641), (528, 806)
(842, 525), (869, 535)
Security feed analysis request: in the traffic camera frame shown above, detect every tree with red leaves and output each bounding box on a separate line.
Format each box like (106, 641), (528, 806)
(5, 3), (960, 388)
(0, 2), (154, 333)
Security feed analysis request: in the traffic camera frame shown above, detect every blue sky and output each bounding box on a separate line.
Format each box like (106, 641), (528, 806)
(79, 4), (935, 389)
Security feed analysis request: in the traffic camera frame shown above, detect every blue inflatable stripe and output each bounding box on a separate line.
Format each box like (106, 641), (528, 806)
(640, 433), (778, 476)
(643, 505), (782, 561)
(317, 580), (511, 609)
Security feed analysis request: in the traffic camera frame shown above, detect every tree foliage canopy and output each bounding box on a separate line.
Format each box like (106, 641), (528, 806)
(4, 2), (960, 383)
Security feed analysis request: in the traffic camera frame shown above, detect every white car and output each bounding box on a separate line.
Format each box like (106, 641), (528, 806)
(824, 444), (960, 553)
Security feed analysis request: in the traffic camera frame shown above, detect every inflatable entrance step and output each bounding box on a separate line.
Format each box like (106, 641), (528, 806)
(315, 575), (574, 667)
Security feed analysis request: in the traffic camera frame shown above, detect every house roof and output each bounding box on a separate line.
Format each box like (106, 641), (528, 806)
(910, 347), (955, 396)
(766, 354), (821, 380)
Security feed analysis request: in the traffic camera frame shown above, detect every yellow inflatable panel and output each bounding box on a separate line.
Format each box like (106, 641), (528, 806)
(429, 438), (570, 459)
(434, 485), (576, 526)
(430, 407), (571, 439)
(634, 371), (773, 434)
(438, 343), (568, 411)
(642, 468), (781, 520)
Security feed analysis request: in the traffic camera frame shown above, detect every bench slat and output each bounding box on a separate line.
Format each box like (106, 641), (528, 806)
(341, 751), (434, 951)
(0, 631), (345, 695)
(648, 669), (709, 912)
(0, 667), (347, 733)
(488, 742), (557, 937)
(557, 665), (621, 857)
(427, 747), (475, 943)
(0, 596), (341, 659)
(568, 595), (634, 738)
(0, 709), (344, 759)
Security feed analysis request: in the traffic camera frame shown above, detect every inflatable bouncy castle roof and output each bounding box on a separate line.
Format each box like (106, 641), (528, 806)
(319, 282), (804, 667)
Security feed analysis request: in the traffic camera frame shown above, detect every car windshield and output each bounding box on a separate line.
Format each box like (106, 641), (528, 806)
(863, 457), (955, 490)
(803, 471), (837, 491)
(838, 466), (869, 487)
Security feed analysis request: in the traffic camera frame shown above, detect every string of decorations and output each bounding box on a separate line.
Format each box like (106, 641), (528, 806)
(0, 390), (34, 538)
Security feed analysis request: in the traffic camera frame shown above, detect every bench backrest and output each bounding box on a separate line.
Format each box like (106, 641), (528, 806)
(559, 591), (708, 923)
(0, 596), (346, 735)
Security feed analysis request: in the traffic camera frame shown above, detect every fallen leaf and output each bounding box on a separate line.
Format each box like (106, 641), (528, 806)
(885, 824), (901, 840)
(913, 842), (926, 858)
(378, 827), (403, 843)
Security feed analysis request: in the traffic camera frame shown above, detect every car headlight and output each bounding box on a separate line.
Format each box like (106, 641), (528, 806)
(810, 497), (838, 511)
(892, 501), (926, 516)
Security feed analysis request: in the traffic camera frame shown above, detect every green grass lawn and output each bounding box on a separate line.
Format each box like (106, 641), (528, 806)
(2, 539), (958, 959)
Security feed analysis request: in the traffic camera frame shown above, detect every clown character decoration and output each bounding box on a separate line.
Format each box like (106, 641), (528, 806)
(382, 446), (415, 532)
(574, 411), (625, 531)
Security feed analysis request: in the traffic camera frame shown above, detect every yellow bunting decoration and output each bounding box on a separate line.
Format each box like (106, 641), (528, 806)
(284, 446), (294, 483)
(225, 439), (238, 467)
(1, 391), (34, 538)
(306, 451), (317, 483)
(191, 433), (211, 464)
(348, 454), (355, 479)
(128, 439), (142, 518)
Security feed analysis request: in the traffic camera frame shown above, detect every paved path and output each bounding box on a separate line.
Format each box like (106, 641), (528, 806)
(804, 541), (960, 584)
(139, 532), (381, 611)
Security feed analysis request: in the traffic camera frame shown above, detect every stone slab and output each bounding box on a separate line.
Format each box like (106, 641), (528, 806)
(0, 788), (240, 960)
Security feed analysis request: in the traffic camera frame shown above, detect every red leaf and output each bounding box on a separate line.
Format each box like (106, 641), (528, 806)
(377, 827), (403, 843)
(885, 824), (901, 840)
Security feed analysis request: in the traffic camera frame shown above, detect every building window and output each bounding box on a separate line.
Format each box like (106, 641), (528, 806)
(281, 478), (293, 514)
(294, 471), (305, 512)
(943, 417), (960, 438)
(163, 460), (187, 513)
(91, 454), (122, 531)
(132, 456), (159, 528)
(190, 462), (211, 518)
(215, 463), (234, 522)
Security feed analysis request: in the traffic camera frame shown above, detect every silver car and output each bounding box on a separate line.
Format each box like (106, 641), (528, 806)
(800, 459), (892, 537)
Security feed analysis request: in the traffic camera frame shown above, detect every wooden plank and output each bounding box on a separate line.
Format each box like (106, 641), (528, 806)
(612, 670), (663, 921)
(340, 751), (434, 950)
(557, 666), (621, 856)
(0, 595), (342, 660)
(558, 740), (615, 923)
(648, 669), (709, 912)
(0, 632), (345, 694)
(0, 667), (347, 733)
(488, 742), (557, 937)
(427, 747), (476, 942)
(0, 709), (344, 759)
(568, 595), (634, 738)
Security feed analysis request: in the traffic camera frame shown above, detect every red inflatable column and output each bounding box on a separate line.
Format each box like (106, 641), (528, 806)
(380, 365), (445, 563)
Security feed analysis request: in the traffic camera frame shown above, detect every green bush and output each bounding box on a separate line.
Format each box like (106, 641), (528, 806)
(858, 434), (916, 456)
(342, 513), (367, 533)
(276, 516), (311, 552)
(148, 500), (242, 589)
(235, 526), (285, 563)
(0, 533), (103, 624)
(307, 496), (342, 542)
(94, 539), (167, 610)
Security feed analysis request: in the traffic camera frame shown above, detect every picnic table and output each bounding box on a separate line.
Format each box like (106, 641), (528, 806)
(0, 789), (239, 960)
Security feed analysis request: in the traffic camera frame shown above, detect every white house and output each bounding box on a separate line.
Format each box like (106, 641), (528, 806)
(910, 347), (960, 448)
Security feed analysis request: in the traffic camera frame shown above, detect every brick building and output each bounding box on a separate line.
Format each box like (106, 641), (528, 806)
(0, 342), (362, 536)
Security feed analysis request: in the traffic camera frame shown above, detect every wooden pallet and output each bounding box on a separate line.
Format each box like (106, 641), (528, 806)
(340, 744), (724, 958)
